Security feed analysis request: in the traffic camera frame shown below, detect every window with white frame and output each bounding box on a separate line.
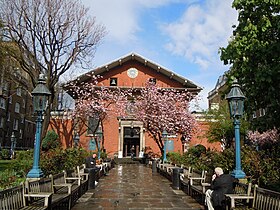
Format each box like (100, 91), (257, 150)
(15, 102), (20, 113)
(16, 87), (22, 96)
(13, 119), (19, 130)
(0, 98), (6, 109)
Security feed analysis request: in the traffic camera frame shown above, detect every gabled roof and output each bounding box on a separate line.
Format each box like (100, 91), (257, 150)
(73, 52), (202, 91)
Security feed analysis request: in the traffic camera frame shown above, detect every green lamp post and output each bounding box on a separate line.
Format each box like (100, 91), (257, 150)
(27, 74), (51, 178)
(226, 80), (246, 179)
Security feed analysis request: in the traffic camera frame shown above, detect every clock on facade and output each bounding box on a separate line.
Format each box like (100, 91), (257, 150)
(127, 68), (138, 78)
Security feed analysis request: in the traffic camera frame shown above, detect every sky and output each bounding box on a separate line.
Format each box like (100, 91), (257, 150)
(80, 0), (238, 111)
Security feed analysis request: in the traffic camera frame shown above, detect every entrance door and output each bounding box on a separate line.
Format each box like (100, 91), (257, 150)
(123, 127), (140, 157)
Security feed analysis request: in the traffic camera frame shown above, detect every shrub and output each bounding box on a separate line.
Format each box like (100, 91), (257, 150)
(0, 169), (25, 190)
(11, 150), (34, 177)
(40, 147), (89, 176)
(0, 149), (11, 160)
(42, 130), (61, 151)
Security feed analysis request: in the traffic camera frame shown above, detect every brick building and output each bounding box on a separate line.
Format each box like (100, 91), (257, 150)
(0, 67), (35, 149)
(53, 53), (221, 157)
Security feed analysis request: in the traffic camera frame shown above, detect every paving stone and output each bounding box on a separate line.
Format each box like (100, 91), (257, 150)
(72, 164), (204, 210)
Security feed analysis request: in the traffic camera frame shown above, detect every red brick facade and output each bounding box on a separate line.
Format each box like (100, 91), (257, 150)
(50, 53), (221, 157)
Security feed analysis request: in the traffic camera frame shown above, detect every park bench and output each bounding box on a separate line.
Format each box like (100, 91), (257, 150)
(0, 182), (48, 210)
(180, 169), (208, 196)
(225, 182), (255, 209)
(225, 183), (280, 210)
(25, 176), (71, 210)
(188, 170), (210, 202)
(252, 185), (280, 210)
(50, 172), (80, 208)
(63, 168), (88, 200)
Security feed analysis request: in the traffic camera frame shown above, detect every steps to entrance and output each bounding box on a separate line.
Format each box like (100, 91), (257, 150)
(114, 157), (143, 165)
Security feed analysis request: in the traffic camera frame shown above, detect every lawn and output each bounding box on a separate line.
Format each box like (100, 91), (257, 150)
(0, 159), (13, 171)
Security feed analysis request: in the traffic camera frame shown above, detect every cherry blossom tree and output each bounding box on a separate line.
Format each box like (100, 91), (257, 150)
(247, 128), (280, 149)
(68, 74), (130, 150)
(132, 82), (196, 155)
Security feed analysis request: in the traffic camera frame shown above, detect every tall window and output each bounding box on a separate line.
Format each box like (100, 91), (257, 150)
(16, 87), (22, 96)
(15, 102), (20, 113)
(13, 119), (19, 130)
(0, 98), (6, 109)
(87, 114), (99, 135)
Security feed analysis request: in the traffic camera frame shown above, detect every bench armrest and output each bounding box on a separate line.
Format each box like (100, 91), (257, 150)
(79, 172), (89, 181)
(225, 194), (254, 208)
(24, 192), (53, 207)
(189, 177), (206, 185)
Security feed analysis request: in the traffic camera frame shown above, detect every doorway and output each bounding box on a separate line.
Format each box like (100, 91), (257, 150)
(123, 127), (140, 157)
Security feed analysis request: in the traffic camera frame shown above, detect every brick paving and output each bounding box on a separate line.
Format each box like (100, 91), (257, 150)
(72, 164), (204, 210)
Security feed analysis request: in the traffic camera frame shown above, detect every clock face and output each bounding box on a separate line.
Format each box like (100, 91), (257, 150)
(127, 68), (138, 78)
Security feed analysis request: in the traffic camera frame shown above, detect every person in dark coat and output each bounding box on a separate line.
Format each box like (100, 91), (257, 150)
(85, 153), (99, 186)
(205, 167), (235, 210)
(85, 153), (97, 168)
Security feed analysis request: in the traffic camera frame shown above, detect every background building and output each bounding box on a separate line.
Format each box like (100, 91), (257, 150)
(0, 66), (35, 149)
(53, 53), (221, 157)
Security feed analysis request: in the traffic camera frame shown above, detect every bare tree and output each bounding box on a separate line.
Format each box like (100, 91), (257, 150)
(0, 0), (106, 138)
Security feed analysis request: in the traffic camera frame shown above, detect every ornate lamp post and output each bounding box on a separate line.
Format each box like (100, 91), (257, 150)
(10, 132), (16, 159)
(10, 132), (16, 151)
(226, 80), (246, 179)
(73, 133), (80, 148)
(162, 130), (168, 162)
(27, 74), (51, 178)
(95, 126), (103, 159)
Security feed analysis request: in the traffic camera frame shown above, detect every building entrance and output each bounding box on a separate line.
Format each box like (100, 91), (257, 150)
(123, 127), (140, 157)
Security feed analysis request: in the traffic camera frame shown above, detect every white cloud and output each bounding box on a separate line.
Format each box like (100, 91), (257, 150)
(81, 0), (196, 43)
(162, 0), (237, 70)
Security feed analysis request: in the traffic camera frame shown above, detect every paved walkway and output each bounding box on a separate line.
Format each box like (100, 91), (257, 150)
(72, 164), (204, 210)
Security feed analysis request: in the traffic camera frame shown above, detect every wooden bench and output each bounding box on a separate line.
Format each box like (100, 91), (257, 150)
(76, 164), (89, 181)
(0, 182), (48, 210)
(225, 183), (280, 210)
(50, 172), (81, 208)
(26, 177), (71, 210)
(252, 185), (280, 210)
(63, 168), (88, 201)
(225, 182), (255, 209)
(188, 170), (210, 202)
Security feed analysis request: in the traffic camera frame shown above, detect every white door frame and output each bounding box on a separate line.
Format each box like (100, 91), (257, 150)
(118, 119), (145, 158)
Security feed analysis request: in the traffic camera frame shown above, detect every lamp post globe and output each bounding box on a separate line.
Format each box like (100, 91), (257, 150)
(162, 129), (168, 162)
(27, 74), (51, 178)
(95, 126), (103, 159)
(226, 80), (246, 179)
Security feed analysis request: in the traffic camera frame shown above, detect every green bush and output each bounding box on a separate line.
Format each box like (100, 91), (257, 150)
(0, 169), (25, 190)
(0, 149), (11, 160)
(40, 147), (89, 176)
(11, 150), (33, 177)
(42, 130), (61, 151)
